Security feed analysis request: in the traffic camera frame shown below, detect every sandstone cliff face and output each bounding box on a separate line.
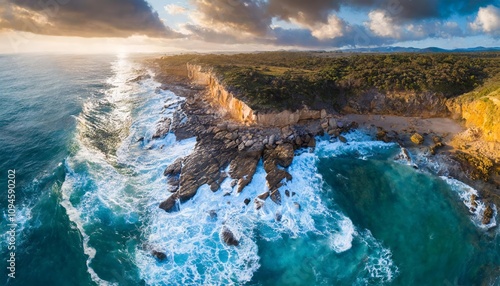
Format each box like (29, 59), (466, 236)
(187, 64), (324, 127)
(188, 64), (256, 124)
(448, 97), (500, 143)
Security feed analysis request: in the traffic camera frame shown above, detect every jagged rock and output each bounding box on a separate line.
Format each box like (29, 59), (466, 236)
(273, 143), (294, 168)
(411, 133), (424, 145)
(159, 195), (178, 212)
(454, 151), (493, 181)
(221, 227), (239, 246)
(307, 137), (316, 148)
(153, 118), (172, 139)
(151, 250), (167, 261)
(258, 192), (269, 201)
(270, 189), (282, 205)
(266, 170), (292, 192)
(230, 147), (263, 192)
(137, 136), (145, 142)
(471, 194), (478, 208)
(164, 158), (183, 177)
(255, 199), (264, 210)
(482, 205), (494, 225)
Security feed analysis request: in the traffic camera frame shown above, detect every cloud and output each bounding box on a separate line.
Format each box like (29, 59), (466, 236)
(470, 5), (500, 35)
(350, 0), (498, 23)
(267, 0), (341, 27)
(310, 15), (345, 40)
(0, 0), (183, 38)
(189, 0), (271, 36)
(165, 4), (188, 15)
(367, 9), (401, 38)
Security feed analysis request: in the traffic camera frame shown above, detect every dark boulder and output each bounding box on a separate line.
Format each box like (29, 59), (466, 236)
(221, 227), (239, 246)
(151, 250), (167, 261)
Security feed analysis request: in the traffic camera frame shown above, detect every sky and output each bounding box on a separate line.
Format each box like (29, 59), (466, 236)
(0, 0), (499, 53)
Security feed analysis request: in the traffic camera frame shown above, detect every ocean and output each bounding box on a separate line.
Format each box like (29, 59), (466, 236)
(0, 54), (499, 286)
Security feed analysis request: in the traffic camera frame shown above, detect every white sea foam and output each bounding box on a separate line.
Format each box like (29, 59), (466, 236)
(60, 55), (193, 285)
(315, 130), (397, 159)
(348, 229), (399, 285)
(60, 171), (115, 286)
(441, 176), (497, 230)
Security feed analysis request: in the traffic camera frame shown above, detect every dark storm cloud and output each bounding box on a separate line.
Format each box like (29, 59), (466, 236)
(267, 0), (341, 25)
(190, 0), (271, 35)
(0, 0), (183, 38)
(365, 0), (499, 22)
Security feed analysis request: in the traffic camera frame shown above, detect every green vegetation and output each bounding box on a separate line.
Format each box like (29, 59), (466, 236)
(156, 52), (500, 111)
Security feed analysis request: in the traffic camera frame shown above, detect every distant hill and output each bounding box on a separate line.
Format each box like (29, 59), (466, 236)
(339, 46), (500, 53)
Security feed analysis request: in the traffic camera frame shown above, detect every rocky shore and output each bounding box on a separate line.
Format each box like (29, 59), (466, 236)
(154, 78), (356, 214)
(151, 62), (499, 234)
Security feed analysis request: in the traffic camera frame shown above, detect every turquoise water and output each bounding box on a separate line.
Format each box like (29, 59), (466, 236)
(1, 54), (499, 285)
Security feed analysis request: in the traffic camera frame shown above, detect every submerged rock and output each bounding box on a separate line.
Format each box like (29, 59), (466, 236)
(152, 117), (172, 139)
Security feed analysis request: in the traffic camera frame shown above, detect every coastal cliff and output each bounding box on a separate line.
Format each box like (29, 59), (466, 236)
(448, 93), (500, 143)
(187, 64), (257, 124)
(187, 64), (324, 127)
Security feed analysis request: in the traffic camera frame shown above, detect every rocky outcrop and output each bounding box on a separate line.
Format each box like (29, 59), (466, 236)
(153, 117), (172, 139)
(410, 133), (424, 145)
(454, 151), (494, 182)
(482, 204), (494, 225)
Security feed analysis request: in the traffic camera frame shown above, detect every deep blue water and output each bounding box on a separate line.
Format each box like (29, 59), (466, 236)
(0, 54), (499, 286)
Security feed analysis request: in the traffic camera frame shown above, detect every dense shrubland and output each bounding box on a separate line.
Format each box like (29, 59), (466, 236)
(156, 51), (500, 111)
